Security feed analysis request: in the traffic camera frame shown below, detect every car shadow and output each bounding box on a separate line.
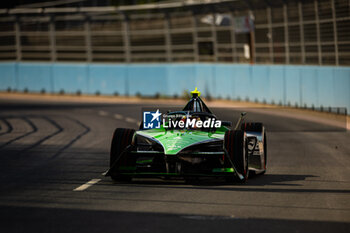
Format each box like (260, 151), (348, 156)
(110, 174), (350, 195)
(124, 173), (314, 186)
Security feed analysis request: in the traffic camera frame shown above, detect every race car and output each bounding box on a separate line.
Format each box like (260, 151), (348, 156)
(105, 88), (267, 183)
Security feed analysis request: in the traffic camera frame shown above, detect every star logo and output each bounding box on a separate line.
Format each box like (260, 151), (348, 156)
(151, 109), (161, 122)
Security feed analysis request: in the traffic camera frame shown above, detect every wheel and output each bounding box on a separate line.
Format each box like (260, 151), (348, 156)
(224, 130), (249, 183)
(110, 128), (135, 182)
(262, 131), (267, 172)
(242, 122), (267, 174)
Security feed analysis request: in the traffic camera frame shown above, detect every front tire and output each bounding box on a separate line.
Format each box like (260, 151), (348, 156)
(110, 128), (135, 182)
(224, 130), (249, 183)
(242, 122), (267, 174)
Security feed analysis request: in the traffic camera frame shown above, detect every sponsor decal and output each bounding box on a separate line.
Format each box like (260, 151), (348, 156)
(143, 109), (221, 129)
(143, 109), (162, 129)
(163, 117), (221, 129)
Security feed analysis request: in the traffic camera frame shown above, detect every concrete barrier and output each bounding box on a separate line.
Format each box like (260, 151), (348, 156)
(0, 62), (349, 113)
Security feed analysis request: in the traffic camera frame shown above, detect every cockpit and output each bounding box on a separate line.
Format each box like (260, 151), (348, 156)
(182, 87), (212, 114)
(162, 88), (221, 131)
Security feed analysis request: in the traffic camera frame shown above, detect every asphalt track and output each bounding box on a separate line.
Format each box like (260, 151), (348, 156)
(0, 97), (349, 233)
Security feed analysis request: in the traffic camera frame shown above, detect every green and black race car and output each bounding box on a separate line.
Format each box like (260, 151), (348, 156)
(105, 88), (267, 183)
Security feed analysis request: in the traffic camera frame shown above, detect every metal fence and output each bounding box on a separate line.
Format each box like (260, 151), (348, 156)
(0, 0), (349, 65)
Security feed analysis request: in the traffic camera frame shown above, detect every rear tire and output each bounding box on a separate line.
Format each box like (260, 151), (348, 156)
(262, 131), (267, 173)
(242, 122), (267, 174)
(110, 128), (135, 182)
(224, 130), (249, 183)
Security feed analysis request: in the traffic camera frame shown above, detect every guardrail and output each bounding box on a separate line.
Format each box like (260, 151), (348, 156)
(0, 62), (349, 114)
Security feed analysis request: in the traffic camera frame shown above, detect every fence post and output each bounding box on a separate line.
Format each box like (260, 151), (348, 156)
(298, 1), (305, 64)
(84, 15), (92, 62)
(314, 0), (322, 65)
(267, 7), (273, 63)
(230, 13), (237, 63)
(122, 14), (131, 63)
(249, 11), (256, 64)
(14, 16), (21, 61)
(164, 12), (172, 62)
(191, 12), (199, 62)
(211, 13), (218, 62)
(331, 0), (339, 66)
(283, 4), (290, 64)
(49, 16), (56, 62)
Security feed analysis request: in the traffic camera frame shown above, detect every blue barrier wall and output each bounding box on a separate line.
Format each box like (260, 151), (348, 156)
(0, 62), (349, 113)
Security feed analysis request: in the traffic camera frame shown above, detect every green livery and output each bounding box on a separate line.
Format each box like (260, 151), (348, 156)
(136, 125), (228, 155)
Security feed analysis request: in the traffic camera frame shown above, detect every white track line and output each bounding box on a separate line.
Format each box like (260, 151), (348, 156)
(98, 110), (108, 116)
(125, 117), (137, 123)
(113, 113), (141, 127)
(114, 114), (124, 120)
(73, 179), (101, 191)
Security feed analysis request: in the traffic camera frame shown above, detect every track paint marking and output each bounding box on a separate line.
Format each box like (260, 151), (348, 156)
(98, 111), (108, 116)
(114, 114), (124, 120)
(73, 179), (101, 191)
(125, 117), (137, 123)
